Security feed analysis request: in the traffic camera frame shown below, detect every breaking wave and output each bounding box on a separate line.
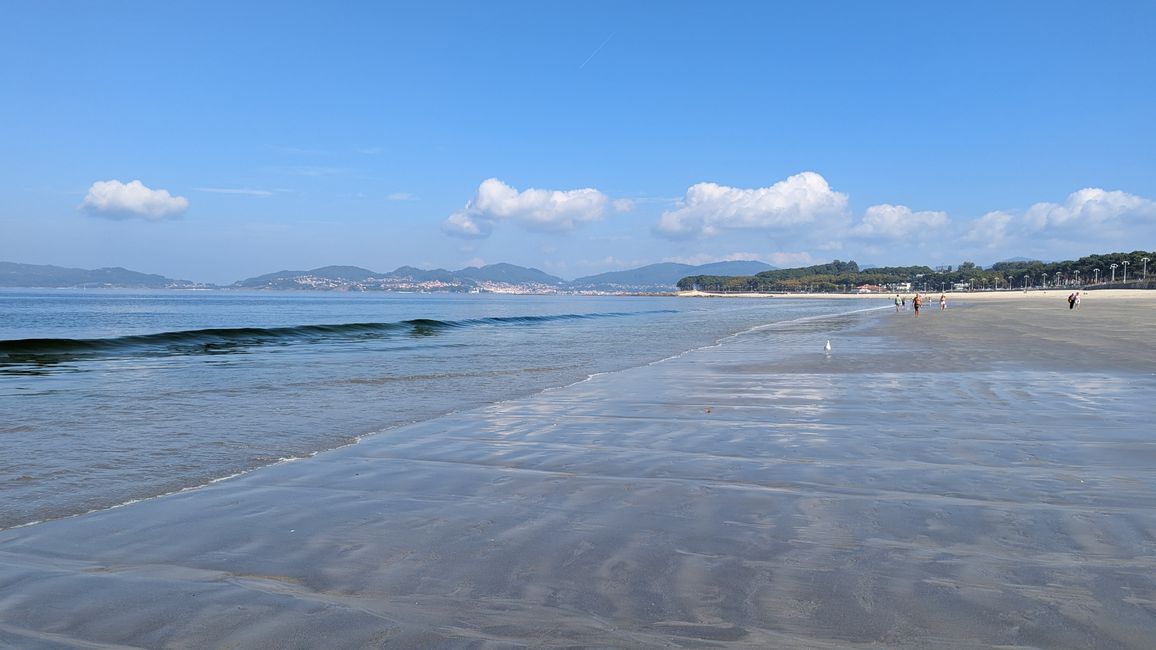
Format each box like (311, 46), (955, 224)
(0, 310), (676, 365)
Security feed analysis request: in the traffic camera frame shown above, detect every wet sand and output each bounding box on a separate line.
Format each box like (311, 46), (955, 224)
(1, 300), (1154, 648)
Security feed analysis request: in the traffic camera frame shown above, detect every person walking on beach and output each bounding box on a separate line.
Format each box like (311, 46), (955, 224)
(1067, 292), (1076, 310)
(895, 294), (901, 312)
(939, 294), (947, 310)
(1075, 292), (1081, 309)
(913, 293), (922, 316)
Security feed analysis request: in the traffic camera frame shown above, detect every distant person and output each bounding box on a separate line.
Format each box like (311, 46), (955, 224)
(939, 294), (947, 310)
(1067, 292), (1076, 310)
(901, 296), (906, 310)
(895, 294), (901, 312)
(1074, 292), (1081, 309)
(913, 293), (922, 316)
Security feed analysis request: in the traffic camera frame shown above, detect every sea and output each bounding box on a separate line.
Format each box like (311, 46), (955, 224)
(0, 289), (858, 531)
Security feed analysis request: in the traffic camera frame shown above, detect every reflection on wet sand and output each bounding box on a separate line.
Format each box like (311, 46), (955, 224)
(1, 301), (1154, 648)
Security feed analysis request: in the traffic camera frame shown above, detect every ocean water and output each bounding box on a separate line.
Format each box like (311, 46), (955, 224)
(0, 289), (857, 530)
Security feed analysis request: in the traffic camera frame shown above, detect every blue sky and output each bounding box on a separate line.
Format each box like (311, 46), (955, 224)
(2, 1), (1154, 284)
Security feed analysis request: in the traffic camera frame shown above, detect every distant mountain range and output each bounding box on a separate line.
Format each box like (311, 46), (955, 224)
(232, 262), (572, 292)
(0, 262), (205, 289)
(0, 260), (776, 294)
(569, 261), (775, 291)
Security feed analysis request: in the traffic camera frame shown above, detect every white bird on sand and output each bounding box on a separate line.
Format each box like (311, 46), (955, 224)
(824, 340), (832, 355)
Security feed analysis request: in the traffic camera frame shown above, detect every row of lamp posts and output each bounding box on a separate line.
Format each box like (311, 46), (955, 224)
(942, 257), (1148, 292)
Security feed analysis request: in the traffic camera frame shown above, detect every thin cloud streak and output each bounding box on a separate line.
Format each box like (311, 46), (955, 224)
(579, 32), (615, 69)
(196, 187), (276, 197)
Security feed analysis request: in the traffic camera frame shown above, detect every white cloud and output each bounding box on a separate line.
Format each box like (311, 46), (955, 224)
(655, 172), (849, 239)
(853, 203), (949, 239)
(444, 209), (493, 239)
(964, 210), (1013, 248)
(574, 255), (650, 271)
(663, 252), (766, 266)
(81, 180), (188, 219)
(767, 251), (816, 267)
(1022, 187), (1156, 231)
(955, 188), (1156, 261)
(660, 251), (813, 269)
(443, 178), (624, 239)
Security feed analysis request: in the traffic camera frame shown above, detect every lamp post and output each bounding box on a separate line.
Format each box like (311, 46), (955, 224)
(1122, 260), (1130, 283)
(1041, 272), (1048, 288)
(1023, 274), (1030, 290)
(1093, 268), (1100, 284)
(1143, 257), (1151, 279)
(1110, 263), (1118, 283)
(1074, 270), (1080, 286)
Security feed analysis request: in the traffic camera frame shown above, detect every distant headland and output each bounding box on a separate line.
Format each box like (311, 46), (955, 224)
(2, 252), (1152, 295)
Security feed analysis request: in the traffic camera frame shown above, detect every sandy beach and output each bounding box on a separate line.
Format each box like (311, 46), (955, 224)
(680, 287), (1154, 303)
(1, 297), (1154, 648)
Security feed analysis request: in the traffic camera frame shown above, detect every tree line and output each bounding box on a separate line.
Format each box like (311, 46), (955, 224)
(676, 251), (1156, 293)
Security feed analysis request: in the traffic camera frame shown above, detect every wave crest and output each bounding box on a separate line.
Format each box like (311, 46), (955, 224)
(0, 310), (676, 366)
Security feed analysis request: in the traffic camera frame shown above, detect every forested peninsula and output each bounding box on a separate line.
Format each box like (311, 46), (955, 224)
(677, 251), (1156, 293)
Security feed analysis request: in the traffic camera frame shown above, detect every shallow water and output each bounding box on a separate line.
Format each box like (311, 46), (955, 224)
(1, 304), (1153, 647)
(0, 290), (860, 530)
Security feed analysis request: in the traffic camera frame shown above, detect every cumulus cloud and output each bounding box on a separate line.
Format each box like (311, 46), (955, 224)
(946, 186), (1156, 264)
(664, 252), (766, 266)
(852, 203), (949, 239)
(443, 178), (624, 239)
(575, 255), (649, 272)
(964, 210), (1014, 248)
(655, 172), (849, 239)
(1022, 187), (1156, 231)
(81, 180), (189, 219)
(768, 251), (816, 267)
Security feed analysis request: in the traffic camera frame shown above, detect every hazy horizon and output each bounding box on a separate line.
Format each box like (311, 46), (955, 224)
(3, 3), (1154, 285)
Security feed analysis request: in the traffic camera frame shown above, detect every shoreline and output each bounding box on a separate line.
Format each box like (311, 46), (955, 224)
(1, 300), (1154, 647)
(679, 287), (1156, 301)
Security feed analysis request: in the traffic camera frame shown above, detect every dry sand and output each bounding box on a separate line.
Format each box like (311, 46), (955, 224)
(1, 297), (1154, 648)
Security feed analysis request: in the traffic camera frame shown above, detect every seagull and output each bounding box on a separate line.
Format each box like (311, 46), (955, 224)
(824, 340), (832, 355)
